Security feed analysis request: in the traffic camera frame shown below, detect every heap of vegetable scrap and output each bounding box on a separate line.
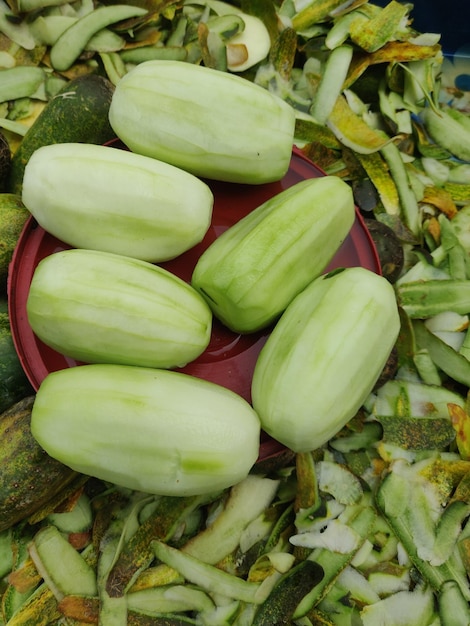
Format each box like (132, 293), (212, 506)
(0, 0), (470, 624)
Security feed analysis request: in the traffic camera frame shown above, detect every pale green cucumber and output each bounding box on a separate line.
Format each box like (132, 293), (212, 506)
(108, 60), (296, 184)
(31, 364), (261, 496)
(192, 176), (355, 333)
(251, 267), (400, 453)
(26, 249), (212, 369)
(22, 142), (214, 263)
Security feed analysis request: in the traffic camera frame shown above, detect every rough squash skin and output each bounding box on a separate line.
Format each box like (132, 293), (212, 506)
(0, 194), (30, 293)
(0, 396), (77, 532)
(0, 302), (34, 413)
(0, 130), (10, 192)
(8, 73), (116, 194)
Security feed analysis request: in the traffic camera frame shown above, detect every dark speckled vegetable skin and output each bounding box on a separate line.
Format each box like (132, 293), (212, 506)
(364, 218), (404, 283)
(0, 131), (11, 192)
(8, 73), (116, 194)
(0, 300), (33, 414)
(0, 193), (30, 294)
(0, 395), (77, 533)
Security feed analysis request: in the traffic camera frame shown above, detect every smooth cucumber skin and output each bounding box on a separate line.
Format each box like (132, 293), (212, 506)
(251, 267), (400, 453)
(26, 249), (213, 369)
(192, 176), (355, 333)
(31, 364), (261, 496)
(0, 396), (77, 532)
(22, 142), (214, 262)
(108, 60), (296, 184)
(8, 73), (116, 194)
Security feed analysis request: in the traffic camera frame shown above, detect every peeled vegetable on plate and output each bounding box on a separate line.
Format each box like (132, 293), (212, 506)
(252, 266), (401, 453)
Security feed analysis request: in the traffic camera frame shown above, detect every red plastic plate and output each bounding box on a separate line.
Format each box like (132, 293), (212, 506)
(8, 146), (380, 461)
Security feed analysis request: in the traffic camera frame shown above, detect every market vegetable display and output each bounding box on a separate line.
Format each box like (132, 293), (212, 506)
(22, 142), (214, 262)
(1, 0), (470, 623)
(192, 175), (355, 332)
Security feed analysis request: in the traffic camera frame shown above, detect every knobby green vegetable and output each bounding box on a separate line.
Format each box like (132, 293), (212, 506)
(251, 266), (401, 452)
(22, 142), (214, 263)
(108, 59), (296, 184)
(192, 175), (355, 333)
(27, 248), (213, 369)
(31, 364), (261, 496)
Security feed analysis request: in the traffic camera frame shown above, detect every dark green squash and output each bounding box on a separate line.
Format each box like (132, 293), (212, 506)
(0, 396), (78, 532)
(8, 73), (116, 194)
(0, 299), (34, 414)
